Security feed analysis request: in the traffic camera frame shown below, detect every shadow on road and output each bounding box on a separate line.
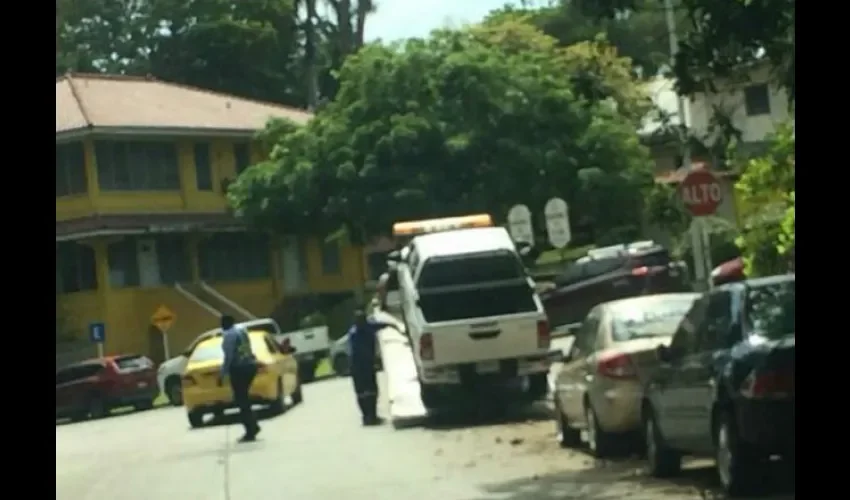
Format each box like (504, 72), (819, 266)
(193, 401), (302, 429)
(467, 457), (794, 500)
(423, 402), (553, 431)
(56, 404), (163, 426)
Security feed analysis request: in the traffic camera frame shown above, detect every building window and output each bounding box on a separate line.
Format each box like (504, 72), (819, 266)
(744, 84), (771, 116)
(57, 242), (97, 293)
(156, 235), (191, 284)
(194, 143), (213, 191)
(95, 141), (180, 191)
(234, 143), (251, 175)
(321, 240), (341, 275)
(56, 142), (87, 197)
(199, 233), (270, 282)
(107, 238), (140, 288)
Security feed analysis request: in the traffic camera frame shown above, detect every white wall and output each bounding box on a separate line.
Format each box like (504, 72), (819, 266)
(688, 66), (794, 145)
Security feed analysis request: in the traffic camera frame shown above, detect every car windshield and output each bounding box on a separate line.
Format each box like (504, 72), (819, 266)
(612, 296), (698, 341)
(746, 280), (795, 339)
(189, 343), (223, 363)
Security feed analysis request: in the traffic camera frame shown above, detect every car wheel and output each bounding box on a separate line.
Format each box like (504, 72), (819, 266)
(644, 405), (681, 477)
(166, 377), (183, 406)
(716, 411), (766, 496)
(88, 397), (107, 419)
(527, 373), (549, 401)
(333, 354), (350, 377)
(299, 362), (316, 383)
(291, 381), (303, 405)
(270, 378), (286, 415)
(554, 395), (582, 448)
(134, 399), (154, 412)
(187, 410), (204, 429)
(585, 402), (617, 458)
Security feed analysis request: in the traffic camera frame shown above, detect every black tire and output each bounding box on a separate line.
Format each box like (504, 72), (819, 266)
(88, 396), (107, 419)
(165, 377), (183, 406)
(269, 378), (286, 414)
(291, 381), (303, 405)
(187, 410), (204, 429)
(553, 394), (582, 448)
(134, 399), (154, 412)
(585, 402), (618, 458)
(527, 373), (549, 401)
(299, 362), (316, 383)
(420, 384), (441, 410)
(644, 404), (681, 477)
(715, 411), (767, 496)
(333, 354), (351, 377)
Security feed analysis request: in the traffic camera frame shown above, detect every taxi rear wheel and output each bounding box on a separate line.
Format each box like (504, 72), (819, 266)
(269, 378), (286, 415)
(292, 381), (303, 405)
(187, 410), (204, 429)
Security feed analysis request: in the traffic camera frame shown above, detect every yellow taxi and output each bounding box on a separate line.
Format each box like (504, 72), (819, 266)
(181, 330), (302, 428)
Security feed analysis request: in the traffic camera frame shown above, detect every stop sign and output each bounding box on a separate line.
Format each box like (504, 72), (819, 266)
(680, 169), (723, 217)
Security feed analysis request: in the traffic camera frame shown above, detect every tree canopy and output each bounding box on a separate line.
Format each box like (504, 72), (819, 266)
(573, 0), (795, 102)
(228, 16), (656, 246)
(56, 0), (376, 107)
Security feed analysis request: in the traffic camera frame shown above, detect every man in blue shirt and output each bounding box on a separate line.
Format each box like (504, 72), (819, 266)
(219, 315), (261, 442)
(347, 309), (396, 426)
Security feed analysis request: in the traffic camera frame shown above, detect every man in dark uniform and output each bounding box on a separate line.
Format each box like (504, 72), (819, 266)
(347, 309), (395, 426)
(218, 315), (261, 442)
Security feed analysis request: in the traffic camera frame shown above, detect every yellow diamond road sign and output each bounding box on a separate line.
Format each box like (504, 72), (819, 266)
(151, 305), (176, 332)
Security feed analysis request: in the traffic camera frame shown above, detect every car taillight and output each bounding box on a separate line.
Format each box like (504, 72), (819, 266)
(419, 333), (434, 361)
(740, 369), (794, 399)
(181, 375), (196, 386)
(537, 320), (550, 349)
(632, 266), (649, 276)
(596, 352), (637, 379)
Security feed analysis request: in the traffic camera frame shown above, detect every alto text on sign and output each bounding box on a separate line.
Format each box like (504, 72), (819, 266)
(680, 169), (723, 217)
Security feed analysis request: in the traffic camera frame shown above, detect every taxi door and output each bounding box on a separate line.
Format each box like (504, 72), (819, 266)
(266, 335), (299, 394)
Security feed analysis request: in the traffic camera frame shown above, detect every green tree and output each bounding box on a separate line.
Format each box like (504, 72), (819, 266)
(229, 16), (656, 245)
(489, 2), (676, 77)
(733, 123), (795, 276)
(572, 0), (795, 102)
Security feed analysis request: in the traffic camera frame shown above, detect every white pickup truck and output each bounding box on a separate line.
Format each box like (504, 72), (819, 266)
(390, 226), (552, 410)
(273, 326), (331, 382)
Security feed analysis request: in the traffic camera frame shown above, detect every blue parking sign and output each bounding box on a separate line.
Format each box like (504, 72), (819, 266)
(89, 322), (106, 344)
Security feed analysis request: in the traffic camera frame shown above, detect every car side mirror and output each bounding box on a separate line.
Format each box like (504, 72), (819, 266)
(387, 251), (401, 262)
(181, 350), (191, 358)
(656, 344), (672, 363)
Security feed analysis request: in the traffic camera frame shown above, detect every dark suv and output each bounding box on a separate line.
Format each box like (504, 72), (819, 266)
(56, 354), (158, 421)
(541, 241), (689, 330)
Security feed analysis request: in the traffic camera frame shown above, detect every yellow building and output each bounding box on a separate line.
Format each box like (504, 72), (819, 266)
(56, 73), (369, 364)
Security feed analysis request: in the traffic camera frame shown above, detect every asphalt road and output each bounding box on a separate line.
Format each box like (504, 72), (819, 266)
(57, 376), (794, 500)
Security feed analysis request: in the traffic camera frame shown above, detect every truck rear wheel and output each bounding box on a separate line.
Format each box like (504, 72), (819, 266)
(420, 384), (443, 409)
(527, 373), (549, 401)
(299, 362), (317, 383)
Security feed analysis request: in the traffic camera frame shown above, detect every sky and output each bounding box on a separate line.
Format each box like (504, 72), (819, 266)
(364, 0), (528, 42)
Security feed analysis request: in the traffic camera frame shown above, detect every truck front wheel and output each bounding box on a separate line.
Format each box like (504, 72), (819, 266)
(526, 373), (549, 401)
(298, 361), (317, 383)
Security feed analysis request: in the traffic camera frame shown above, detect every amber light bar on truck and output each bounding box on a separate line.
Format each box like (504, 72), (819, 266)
(392, 214), (494, 237)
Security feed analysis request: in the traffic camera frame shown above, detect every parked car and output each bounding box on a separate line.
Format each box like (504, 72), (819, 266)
(158, 318), (282, 406)
(552, 293), (699, 457)
(541, 241), (689, 332)
(182, 330), (302, 428)
(56, 354), (158, 421)
(642, 274), (795, 496)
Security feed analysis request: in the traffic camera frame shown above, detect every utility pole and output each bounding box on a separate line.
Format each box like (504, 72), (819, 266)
(663, 0), (710, 291)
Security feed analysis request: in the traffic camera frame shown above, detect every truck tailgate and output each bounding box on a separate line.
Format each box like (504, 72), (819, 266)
(430, 314), (545, 365)
(276, 326), (330, 355)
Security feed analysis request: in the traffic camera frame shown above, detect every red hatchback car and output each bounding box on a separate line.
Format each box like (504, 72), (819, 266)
(56, 355), (158, 421)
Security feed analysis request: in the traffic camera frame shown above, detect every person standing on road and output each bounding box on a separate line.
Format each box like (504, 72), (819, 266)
(347, 309), (395, 426)
(218, 315), (261, 442)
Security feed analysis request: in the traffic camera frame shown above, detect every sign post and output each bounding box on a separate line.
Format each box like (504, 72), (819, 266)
(151, 305), (177, 360)
(544, 198), (572, 250)
(679, 169), (723, 291)
(507, 204), (534, 247)
(89, 322), (106, 359)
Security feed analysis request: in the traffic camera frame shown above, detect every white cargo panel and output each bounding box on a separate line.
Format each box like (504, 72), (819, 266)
(428, 313), (543, 365)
